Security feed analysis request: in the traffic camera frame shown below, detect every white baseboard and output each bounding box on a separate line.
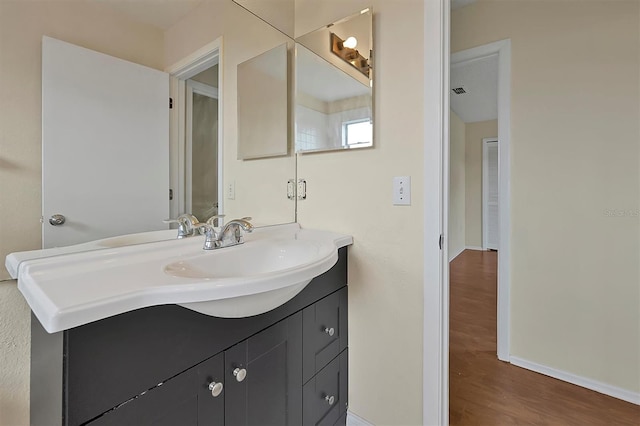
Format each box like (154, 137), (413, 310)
(347, 411), (374, 426)
(510, 356), (640, 405)
(448, 246), (465, 262)
(465, 245), (484, 251)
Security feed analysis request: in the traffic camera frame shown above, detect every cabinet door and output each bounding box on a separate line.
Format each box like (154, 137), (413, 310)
(88, 353), (224, 426)
(303, 287), (348, 383)
(225, 312), (303, 426)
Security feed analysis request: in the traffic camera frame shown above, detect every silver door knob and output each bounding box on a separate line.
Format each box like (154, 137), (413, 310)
(324, 327), (335, 337)
(233, 368), (247, 382)
(49, 214), (66, 226)
(325, 395), (335, 405)
(208, 381), (223, 397)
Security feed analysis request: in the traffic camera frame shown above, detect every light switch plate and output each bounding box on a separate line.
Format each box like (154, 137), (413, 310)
(393, 176), (411, 205)
(226, 181), (235, 200)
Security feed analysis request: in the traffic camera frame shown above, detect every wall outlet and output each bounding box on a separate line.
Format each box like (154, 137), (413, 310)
(226, 181), (235, 200)
(393, 176), (411, 205)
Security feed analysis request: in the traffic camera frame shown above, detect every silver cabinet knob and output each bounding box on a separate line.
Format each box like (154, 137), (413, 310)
(325, 395), (335, 405)
(233, 367), (247, 382)
(324, 327), (335, 337)
(208, 381), (223, 397)
(49, 214), (66, 226)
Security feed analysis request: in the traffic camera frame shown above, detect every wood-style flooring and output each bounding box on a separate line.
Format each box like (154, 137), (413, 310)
(449, 249), (640, 425)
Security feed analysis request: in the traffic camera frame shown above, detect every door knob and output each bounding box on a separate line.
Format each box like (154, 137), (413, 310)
(49, 214), (66, 226)
(325, 394), (335, 405)
(324, 327), (335, 337)
(208, 381), (223, 397)
(233, 367), (247, 382)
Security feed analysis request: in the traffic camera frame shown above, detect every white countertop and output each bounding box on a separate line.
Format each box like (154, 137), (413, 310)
(10, 224), (352, 333)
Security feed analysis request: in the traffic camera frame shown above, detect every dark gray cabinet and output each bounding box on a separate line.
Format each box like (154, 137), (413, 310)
(90, 353), (225, 426)
(224, 313), (303, 426)
(31, 247), (348, 426)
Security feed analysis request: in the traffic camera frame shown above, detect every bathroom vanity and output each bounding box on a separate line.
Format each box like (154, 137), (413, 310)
(6, 224), (351, 426)
(31, 247), (348, 425)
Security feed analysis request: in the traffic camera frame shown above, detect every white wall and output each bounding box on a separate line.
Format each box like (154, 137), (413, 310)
(296, 0), (426, 424)
(465, 119), (497, 248)
(453, 0), (640, 394)
(165, 1), (296, 227)
(0, 1), (165, 423)
(449, 110), (466, 260)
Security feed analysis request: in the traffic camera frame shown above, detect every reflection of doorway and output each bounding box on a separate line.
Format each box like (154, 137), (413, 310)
(167, 39), (223, 224)
(186, 77), (219, 221)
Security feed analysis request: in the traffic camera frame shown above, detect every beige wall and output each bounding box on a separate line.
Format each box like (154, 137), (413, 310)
(296, 0), (425, 424)
(165, 1), (296, 227)
(0, 1), (165, 423)
(450, 110), (466, 260)
(465, 119), (497, 248)
(453, 0), (640, 393)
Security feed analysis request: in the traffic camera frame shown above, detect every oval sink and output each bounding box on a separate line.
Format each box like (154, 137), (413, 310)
(168, 238), (337, 317)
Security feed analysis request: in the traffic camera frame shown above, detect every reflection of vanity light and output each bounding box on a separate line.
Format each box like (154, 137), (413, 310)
(361, 8), (370, 14)
(330, 32), (370, 78)
(343, 36), (358, 49)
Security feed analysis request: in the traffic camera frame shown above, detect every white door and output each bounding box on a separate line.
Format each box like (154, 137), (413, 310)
(42, 36), (169, 248)
(482, 138), (499, 250)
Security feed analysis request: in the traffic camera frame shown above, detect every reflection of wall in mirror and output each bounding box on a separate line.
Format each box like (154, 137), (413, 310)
(296, 94), (371, 151)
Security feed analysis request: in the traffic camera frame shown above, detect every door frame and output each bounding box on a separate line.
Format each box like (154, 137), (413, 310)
(185, 80), (220, 216)
(422, 0), (449, 424)
(482, 137), (499, 250)
(451, 39), (512, 361)
(165, 38), (223, 221)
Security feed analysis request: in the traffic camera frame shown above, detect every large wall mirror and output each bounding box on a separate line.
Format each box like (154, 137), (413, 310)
(34, 2), (297, 257)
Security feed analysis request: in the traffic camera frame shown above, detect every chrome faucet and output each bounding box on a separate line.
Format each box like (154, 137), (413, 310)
(163, 214), (199, 239)
(200, 217), (253, 250)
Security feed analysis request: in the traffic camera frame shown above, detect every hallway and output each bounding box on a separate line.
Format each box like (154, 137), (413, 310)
(449, 250), (640, 425)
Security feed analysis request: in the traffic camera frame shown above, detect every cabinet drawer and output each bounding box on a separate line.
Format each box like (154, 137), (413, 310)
(303, 287), (348, 383)
(303, 349), (348, 426)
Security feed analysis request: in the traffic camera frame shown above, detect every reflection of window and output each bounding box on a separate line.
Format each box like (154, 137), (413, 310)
(342, 119), (372, 147)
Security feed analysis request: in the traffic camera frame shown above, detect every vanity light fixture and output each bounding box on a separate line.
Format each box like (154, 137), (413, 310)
(343, 36), (358, 49)
(330, 32), (370, 78)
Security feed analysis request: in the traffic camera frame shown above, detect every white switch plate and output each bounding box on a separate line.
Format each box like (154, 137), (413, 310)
(393, 176), (411, 205)
(226, 181), (235, 200)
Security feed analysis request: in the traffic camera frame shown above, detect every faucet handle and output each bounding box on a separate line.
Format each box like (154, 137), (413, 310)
(205, 214), (226, 227)
(164, 214), (199, 238)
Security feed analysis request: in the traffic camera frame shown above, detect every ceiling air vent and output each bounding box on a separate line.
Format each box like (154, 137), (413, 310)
(452, 87), (466, 95)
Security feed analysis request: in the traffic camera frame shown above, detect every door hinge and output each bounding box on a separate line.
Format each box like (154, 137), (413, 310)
(169, 97), (173, 109)
(439, 234), (444, 250)
(169, 188), (173, 201)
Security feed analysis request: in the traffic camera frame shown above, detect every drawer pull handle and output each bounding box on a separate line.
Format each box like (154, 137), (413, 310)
(233, 367), (247, 382)
(324, 327), (335, 337)
(208, 381), (223, 397)
(325, 394), (335, 405)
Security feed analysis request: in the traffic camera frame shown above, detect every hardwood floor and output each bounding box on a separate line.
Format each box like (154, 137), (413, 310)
(449, 249), (640, 425)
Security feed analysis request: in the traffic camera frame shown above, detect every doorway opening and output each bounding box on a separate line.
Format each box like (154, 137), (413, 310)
(166, 39), (223, 224)
(450, 39), (511, 361)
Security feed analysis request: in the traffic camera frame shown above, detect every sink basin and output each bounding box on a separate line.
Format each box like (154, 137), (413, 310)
(165, 239), (327, 279)
(11, 224), (352, 333)
(166, 238), (336, 317)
